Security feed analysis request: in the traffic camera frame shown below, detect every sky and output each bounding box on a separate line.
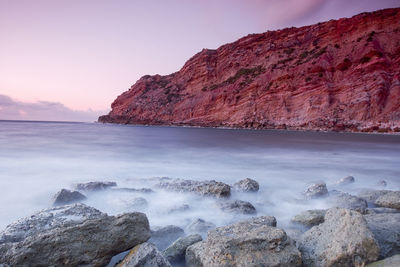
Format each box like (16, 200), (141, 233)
(1, 0), (399, 122)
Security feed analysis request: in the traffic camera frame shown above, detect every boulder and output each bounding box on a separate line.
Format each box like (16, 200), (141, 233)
(366, 254), (400, 267)
(291, 209), (326, 227)
(0, 204), (150, 267)
(117, 242), (171, 267)
(233, 178), (259, 192)
(217, 199), (256, 214)
(186, 218), (216, 235)
(157, 178), (230, 198)
(74, 181), (117, 191)
(357, 189), (390, 204)
(52, 188), (86, 206)
(149, 225), (185, 251)
(186, 216), (301, 267)
(337, 175), (355, 185)
(364, 213), (400, 258)
(299, 208), (379, 267)
(304, 182), (328, 199)
(375, 191), (400, 209)
(331, 193), (368, 213)
(163, 234), (202, 263)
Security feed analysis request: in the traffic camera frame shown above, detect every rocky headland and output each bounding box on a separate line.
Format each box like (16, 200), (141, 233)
(99, 8), (400, 133)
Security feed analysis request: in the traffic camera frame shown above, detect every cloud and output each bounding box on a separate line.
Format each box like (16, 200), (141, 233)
(0, 94), (107, 122)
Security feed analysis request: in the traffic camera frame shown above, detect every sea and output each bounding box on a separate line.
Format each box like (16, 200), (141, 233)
(0, 120), (399, 231)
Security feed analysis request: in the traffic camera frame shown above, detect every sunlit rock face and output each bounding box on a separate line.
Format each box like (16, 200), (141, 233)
(99, 8), (400, 133)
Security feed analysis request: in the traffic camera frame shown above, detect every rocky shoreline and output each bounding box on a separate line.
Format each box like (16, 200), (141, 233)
(0, 178), (399, 266)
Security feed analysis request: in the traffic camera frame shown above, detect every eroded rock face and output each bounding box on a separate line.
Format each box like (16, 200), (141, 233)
(157, 178), (230, 198)
(364, 213), (400, 258)
(291, 209), (326, 227)
(375, 191), (400, 209)
(0, 204), (150, 267)
(330, 192), (368, 214)
(163, 234), (202, 263)
(99, 8), (400, 133)
(358, 189), (391, 204)
(186, 216), (301, 267)
(233, 178), (259, 192)
(117, 242), (171, 267)
(52, 188), (87, 206)
(299, 208), (379, 267)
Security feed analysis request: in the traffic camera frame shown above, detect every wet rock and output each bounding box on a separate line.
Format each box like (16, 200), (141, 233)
(336, 175), (355, 185)
(186, 218), (216, 235)
(365, 207), (400, 214)
(163, 234), (202, 263)
(167, 204), (190, 214)
(75, 181), (117, 191)
(117, 242), (171, 267)
(149, 225), (185, 251)
(157, 178), (230, 198)
(299, 207), (379, 267)
(0, 204), (150, 266)
(304, 182), (328, 199)
(357, 189), (390, 204)
(331, 192), (368, 213)
(52, 188), (86, 206)
(291, 209), (326, 227)
(366, 254), (400, 267)
(186, 217), (301, 267)
(217, 199), (257, 214)
(375, 191), (400, 209)
(233, 178), (259, 192)
(364, 213), (400, 258)
(112, 188), (154, 193)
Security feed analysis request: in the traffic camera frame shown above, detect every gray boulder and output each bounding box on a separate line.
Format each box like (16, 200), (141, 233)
(233, 178), (259, 192)
(299, 208), (379, 267)
(75, 181), (117, 191)
(52, 188), (87, 206)
(0, 204), (150, 267)
(291, 209), (326, 227)
(186, 216), (301, 267)
(117, 242), (171, 267)
(163, 234), (202, 263)
(149, 225), (185, 251)
(304, 182), (328, 199)
(217, 199), (256, 214)
(186, 218), (216, 235)
(366, 254), (400, 267)
(337, 175), (355, 185)
(157, 178), (230, 198)
(331, 193), (368, 213)
(357, 189), (390, 204)
(364, 213), (400, 258)
(375, 191), (400, 209)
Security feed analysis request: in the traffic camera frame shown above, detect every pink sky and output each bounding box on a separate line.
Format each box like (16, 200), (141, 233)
(1, 0), (399, 121)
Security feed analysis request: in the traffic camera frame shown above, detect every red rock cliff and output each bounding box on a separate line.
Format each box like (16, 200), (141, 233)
(99, 8), (400, 132)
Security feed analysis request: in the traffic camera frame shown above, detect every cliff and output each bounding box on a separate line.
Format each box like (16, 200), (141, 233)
(99, 8), (400, 133)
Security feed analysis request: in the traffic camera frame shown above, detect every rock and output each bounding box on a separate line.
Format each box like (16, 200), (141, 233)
(364, 213), (400, 258)
(52, 188), (87, 206)
(163, 234), (202, 263)
(98, 8), (400, 133)
(217, 199), (257, 214)
(0, 204), (150, 266)
(75, 181), (117, 191)
(186, 217), (301, 267)
(158, 178), (230, 198)
(375, 191), (400, 209)
(117, 242), (171, 267)
(149, 225), (185, 251)
(377, 180), (388, 187)
(331, 192), (368, 213)
(291, 209), (326, 227)
(365, 207), (400, 214)
(366, 254), (400, 267)
(186, 218), (216, 235)
(304, 182), (328, 199)
(242, 215), (277, 227)
(357, 189), (390, 204)
(232, 178), (259, 192)
(299, 208), (379, 266)
(337, 175), (355, 185)
(167, 204), (190, 214)
(131, 197), (148, 209)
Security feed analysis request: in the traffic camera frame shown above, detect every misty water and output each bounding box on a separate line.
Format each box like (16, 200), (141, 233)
(1, 120), (400, 234)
